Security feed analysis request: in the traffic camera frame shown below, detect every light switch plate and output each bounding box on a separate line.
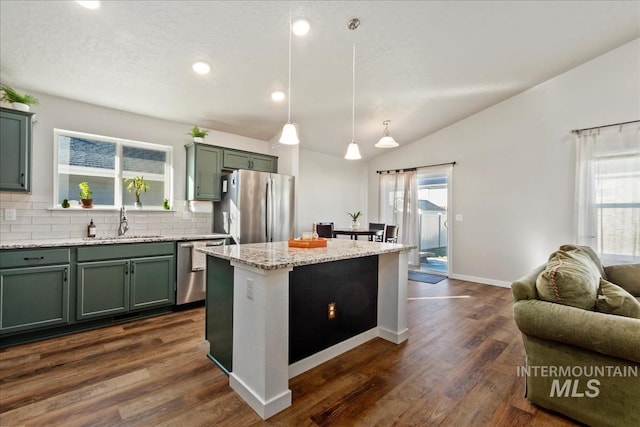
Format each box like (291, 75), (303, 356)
(4, 208), (16, 221)
(455, 214), (463, 222)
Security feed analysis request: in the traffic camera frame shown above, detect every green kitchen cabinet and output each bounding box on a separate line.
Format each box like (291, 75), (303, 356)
(185, 142), (222, 201)
(77, 255), (174, 319)
(0, 248), (70, 334)
(222, 149), (278, 173)
(0, 107), (33, 192)
(76, 243), (175, 320)
(76, 259), (129, 319)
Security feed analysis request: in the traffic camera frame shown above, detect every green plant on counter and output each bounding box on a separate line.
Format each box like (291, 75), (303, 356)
(78, 181), (92, 199)
(0, 84), (39, 105)
(188, 125), (209, 139)
(125, 176), (150, 203)
(347, 211), (362, 222)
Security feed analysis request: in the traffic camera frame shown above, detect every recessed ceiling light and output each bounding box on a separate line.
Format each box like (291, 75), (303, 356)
(192, 62), (211, 75)
(271, 91), (285, 102)
(292, 19), (310, 36)
(76, 1), (100, 9)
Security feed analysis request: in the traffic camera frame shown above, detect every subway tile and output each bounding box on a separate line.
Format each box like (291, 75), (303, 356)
(11, 224), (51, 233)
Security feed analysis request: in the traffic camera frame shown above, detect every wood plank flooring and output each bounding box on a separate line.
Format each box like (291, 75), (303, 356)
(0, 278), (581, 426)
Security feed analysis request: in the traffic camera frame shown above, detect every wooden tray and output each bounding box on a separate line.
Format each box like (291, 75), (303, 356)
(288, 238), (327, 248)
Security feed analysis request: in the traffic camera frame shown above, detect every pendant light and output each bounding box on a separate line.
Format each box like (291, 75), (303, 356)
(344, 18), (361, 160)
(375, 120), (399, 148)
(279, 13), (300, 145)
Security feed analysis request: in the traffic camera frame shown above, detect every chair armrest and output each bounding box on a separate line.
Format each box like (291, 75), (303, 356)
(511, 264), (545, 301)
(513, 299), (640, 363)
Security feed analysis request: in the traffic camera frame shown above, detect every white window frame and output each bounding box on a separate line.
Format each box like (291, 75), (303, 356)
(53, 129), (173, 209)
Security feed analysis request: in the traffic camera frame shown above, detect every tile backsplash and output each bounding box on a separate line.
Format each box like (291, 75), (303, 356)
(0, 193), (212, 241)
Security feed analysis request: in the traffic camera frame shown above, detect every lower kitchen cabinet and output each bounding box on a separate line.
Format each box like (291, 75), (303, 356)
(77, 254), (174, 320)
(0, 242), (176, 347)
(0, 264), (70, 333)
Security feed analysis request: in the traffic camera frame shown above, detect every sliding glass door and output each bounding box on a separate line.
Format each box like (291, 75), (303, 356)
(417, 166), (452, 275)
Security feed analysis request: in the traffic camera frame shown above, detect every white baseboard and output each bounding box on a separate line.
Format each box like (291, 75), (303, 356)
(448, 273), (511, 288)
(229, 373), (292, 420)
(288, 328), (378, 379)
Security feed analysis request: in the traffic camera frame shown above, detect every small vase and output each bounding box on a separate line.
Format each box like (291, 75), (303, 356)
(350, 220), (360, 230)
(193, 137), (204, 143)
(134, 201), (143, 209)
(12, 102), (30, 112)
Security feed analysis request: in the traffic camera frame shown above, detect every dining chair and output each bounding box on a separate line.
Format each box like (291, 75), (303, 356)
(316, 223), (334, 238)
(368, 222), (385, 241)
(385, 225), (398, 243)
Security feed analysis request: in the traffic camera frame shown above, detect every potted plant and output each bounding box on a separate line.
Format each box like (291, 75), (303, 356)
(347, 211), (362, 229)
(78, 181), (93, 208)
(188, 125), (209, 143)
(0, 84), (39, 112)
(126, 176), (150, 209)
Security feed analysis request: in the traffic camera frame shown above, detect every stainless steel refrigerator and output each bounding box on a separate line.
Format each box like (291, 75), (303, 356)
(213, 169), (295, 243)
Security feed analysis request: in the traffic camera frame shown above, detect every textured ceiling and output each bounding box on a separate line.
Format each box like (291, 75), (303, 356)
(1, 1), (638, 160)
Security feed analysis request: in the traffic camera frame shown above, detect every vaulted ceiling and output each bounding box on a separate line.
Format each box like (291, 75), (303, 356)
(1, 1), (638, 160)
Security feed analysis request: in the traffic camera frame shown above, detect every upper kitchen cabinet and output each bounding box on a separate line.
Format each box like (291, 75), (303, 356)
(0, 107), (33, 193)
(222, 149), (278, 173)
(185, 142), (222, 201)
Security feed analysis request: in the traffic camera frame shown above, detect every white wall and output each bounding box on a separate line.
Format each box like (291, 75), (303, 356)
(0, 90), (272, 241)
(367, 38), (640, 286)
(297, 149), (368, 236)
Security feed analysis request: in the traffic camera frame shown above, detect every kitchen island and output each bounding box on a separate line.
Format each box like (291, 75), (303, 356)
(198, 239), (413, 419)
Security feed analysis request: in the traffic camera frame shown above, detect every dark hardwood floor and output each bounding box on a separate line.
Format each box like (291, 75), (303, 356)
(0, 278), (580, 426)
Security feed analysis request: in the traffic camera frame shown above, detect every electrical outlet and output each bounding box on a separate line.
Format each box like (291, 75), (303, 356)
(328, 302), (336, 319)
(4, 208), (16, 221)
(455, 214), (463, 222)
(246, 278), (254, 300)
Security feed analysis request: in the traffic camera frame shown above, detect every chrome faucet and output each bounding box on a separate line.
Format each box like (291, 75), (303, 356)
(118, 206), (129, 236)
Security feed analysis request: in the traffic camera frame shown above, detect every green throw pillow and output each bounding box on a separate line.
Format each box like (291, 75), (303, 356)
(595, 278), (640, 318)
(559, 244), (607, 280)
(604, 264), (640, 297)
(536, 248), (600, 309)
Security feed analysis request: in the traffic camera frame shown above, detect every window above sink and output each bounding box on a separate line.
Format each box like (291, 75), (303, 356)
(53, 129), (173, 210)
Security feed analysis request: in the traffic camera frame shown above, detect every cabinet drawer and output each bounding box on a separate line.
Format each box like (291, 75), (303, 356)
(77, 242), (174, 262)
(0, 248), (70, 269)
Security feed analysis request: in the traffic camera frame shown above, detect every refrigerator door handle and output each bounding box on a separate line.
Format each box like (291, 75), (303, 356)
(265, 179), (271, 241)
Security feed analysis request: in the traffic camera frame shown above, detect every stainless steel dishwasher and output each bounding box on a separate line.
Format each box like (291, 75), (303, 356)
(176, 239), (226, 305)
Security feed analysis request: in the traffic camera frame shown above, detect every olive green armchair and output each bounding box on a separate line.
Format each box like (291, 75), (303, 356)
(512, 261), (640, 427)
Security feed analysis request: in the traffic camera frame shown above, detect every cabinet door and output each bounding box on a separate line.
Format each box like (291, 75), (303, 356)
(222, 150), (251, 170)
(77, 260), (129, 320)
(195, 145), (222, 200)
(0, 265), (69, 333)
(250, 154), (277, 173)
(130, 255), (175, 310)
(0, 108), (31, 192)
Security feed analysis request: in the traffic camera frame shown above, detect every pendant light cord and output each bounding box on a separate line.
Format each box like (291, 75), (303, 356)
(352, 40), (355, 142)
(287, 13), (292, 123)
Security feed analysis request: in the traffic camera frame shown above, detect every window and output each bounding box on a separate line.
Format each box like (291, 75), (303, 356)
(575, 125), (640, 263)
(54, 129), (172, 208)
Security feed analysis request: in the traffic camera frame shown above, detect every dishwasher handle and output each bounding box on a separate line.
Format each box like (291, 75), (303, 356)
(179, 240), (226, 248)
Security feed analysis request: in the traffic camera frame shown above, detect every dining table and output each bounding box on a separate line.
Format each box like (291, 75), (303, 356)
(332, 228), (384, 241)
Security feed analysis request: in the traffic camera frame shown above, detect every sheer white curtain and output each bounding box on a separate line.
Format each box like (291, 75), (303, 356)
(378, 170), (420, 267)
(574, 124), (640, 263)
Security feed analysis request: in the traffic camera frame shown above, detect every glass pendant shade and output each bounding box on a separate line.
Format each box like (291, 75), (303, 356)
(279, 122), (300, 145)
(344, 141), (362, 160)
(375, 135), (399, 148)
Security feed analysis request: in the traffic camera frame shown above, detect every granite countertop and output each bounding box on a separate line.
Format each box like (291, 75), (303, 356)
(197, 239), (415, 270)
(0, 234), (231, 250)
